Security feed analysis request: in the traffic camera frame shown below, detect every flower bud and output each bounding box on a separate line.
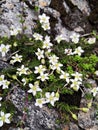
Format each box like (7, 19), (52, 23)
(12, 75), (17, 80)
(88, 102), (92, 108)
(41, 59), (45, 64)
(71, 113), (78, 120)
(55, 92), (60, 98)
(81, 108), (89, 112)
(13, 42), (17, 47)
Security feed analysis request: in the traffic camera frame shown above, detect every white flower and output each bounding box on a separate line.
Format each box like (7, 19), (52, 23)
(10, 54), (22, 64)
(34, 65), (46, 74)
(55, 34), (65, 44)
(43, 36), (53, 49)
(10, 26), (22, 35)
(70, 33), (80, 44)
(35, 48), (44, 60)
(0, 44), (10, 57)
(87, 37), (96, 44)
(0, 97), (2, 107)
(39, 13), (50, 24)
(0, 111), (11, 127)
(48, 55), (59, 65)
(0, 75), (10, 89)
(45, 49), (52, 57)
(17, 65), (29, 76)
(91, 87), (98, 97)
(22, 78), (27, 85)
(2, 80), (10, 89)
(70, 79), (82, 91)
(42, 22), (50, 30)
(74, 46), (84, 56)
(35, 98), (45, 108)
(28, 83), (42, 96)
(37, 73), (49, 82)
(60, 71), (70, 83)
(45, 92), (58, 106)
(33, 33), (43, 41)
(64, 49), (73, 55)
(71, 72), (82, 81)
(95, 70), (98, 76)
(50, 62), (63, 71)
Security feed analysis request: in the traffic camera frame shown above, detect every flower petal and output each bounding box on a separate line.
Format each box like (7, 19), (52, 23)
(0, 120), (3, 127)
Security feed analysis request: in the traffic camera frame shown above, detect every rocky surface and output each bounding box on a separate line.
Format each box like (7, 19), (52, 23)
(8, 87), (61, 130)
(0, 0), (98, 130)
(78, 79), (98, 130)
(0, 0), (97, 38)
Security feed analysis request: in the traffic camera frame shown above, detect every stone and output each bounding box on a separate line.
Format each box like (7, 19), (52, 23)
(0, 0), (37, 37)
(69, 122), (79, 130)
(78, 79), (98, 129)
(9, 87), (61, 130)
(70, 0), (91, 16)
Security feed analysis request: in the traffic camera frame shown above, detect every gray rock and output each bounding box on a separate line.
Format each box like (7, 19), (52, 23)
(9, 87), (61, 130)
(44, 7), (60, 18)
(0, 0), (37, 37)
(69, 122), (79, 130)
(55, 18), (77, 42)
(63, 1), (70, 13)
(78, 109), (94, 129)
(70, 0), (91, 16)
(78, 79), (98, 129)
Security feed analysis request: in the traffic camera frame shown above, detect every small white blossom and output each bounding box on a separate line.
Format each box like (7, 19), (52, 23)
(10, 54), (22, 65)
(2, 80), (10, 89)
(39, 13), (50, 24)
(70, 79), (82, 91)
(95, 70), (98, 76)
(87, 37), (96, 44)
(91, 87), (98, 97)
(43, 36), (53, 49)
(10, 26), (22, 35)
(60, 71), (70, 83)
(50, 62), (63, 71)
(74, 46), (84, 56)
(42, 22), (50, 30)
(48, 55), (59, 65)
(70, 33), (80, 44)
(0, 97), (2, 107)
(71, 72), (82, 81)
(33, 33), (43, 41)
(64, 49), (73, 55)
(0, 44), (10, 57)
(22, 78), (27, 86)
(17, 65), (29, 76)
(0, 75), (10, 89)
(55, 34), (65, 44)
(45, 92), (58, 106)
(45, 48), (52, 55)
(35, 48), (44, 60)
(35, 98), (45, 108)
(0, 111), (11, 127)
(37, 73), (49, 82)
(28, 83), (42, 96)
(34, 65), (46, 74)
